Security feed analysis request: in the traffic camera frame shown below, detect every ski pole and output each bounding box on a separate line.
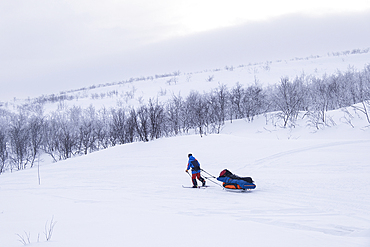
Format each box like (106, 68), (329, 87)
(185, 170), (192, 178)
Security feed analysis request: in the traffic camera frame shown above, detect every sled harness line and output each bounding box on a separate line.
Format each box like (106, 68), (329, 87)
(186, 169), (222, 187)
(200, 168), (216, 178)
(200, 169), (223, 187)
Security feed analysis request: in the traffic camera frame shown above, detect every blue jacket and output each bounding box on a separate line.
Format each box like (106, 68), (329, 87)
(217, 176), (256, 189)
(187, 156), (201, 174)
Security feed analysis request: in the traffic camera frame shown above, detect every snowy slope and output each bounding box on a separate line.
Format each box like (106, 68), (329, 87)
(1, 47), (370, 247)
(3, 48), (370, 112)
(1, 106), (370, 247)
(58, 50), (370, 111)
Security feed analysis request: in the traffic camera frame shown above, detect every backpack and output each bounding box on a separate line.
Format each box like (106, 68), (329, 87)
(219, 169), (254, 183)
(191, 159), (200, 171)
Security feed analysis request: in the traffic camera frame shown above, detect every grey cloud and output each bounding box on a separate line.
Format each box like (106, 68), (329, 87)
(1, 9), (370, 101)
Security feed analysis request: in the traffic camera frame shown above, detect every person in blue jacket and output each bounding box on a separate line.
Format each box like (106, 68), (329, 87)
(185, 153), (206, 188)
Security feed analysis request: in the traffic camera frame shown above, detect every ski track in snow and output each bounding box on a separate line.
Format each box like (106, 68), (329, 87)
(231, 139), (370, 239)
(239, 139), (370, 170)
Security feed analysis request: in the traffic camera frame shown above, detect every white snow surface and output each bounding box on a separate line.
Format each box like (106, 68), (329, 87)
(5, 49), (370, 112)
(1, 107), (370, 247)
(1, 49), (370, 247)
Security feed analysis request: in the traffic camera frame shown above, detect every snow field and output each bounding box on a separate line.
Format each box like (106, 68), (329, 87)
(1, 48), (370, 247)
(1, 114), (370, 247)
(19, 50), (370, 113)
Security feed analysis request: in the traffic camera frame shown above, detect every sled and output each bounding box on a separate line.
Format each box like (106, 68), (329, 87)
(222, 182), (255, 192)
(217, 169), (256, 191)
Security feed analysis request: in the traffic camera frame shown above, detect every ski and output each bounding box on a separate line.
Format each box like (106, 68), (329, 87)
(182, 185), (210, 189)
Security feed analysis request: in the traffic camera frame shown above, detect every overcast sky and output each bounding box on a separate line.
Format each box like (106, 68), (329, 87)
(1, 0), (370, 101)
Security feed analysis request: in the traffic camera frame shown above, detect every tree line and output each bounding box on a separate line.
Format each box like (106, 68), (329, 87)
(1, 65), (370, 174)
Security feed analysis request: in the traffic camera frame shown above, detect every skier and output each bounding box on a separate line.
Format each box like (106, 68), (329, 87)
(185, 153), (206, 188)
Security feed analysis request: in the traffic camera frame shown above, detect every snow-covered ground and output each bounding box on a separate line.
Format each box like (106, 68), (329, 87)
(3, 48), (370, 113)
(1, 105), (370, 246)
(1, 47), (370, 246)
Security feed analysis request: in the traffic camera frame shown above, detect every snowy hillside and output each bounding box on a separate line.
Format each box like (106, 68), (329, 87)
(1, 47), (370, 247)
(2, 48), (370, 112)
(1, 105), (370, 247)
